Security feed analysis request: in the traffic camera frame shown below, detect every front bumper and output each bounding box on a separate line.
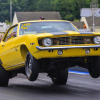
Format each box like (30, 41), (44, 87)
(36, 45), (100, 51)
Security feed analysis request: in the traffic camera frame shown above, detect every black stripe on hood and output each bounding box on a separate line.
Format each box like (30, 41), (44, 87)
(79, 31), (93, 34)
(51, 32), (68, 35)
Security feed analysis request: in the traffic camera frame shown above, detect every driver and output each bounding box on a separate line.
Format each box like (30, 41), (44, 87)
(39, 16), (44, 20)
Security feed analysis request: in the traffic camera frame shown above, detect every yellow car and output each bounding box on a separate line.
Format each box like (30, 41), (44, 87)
(0, 20), (100, 86)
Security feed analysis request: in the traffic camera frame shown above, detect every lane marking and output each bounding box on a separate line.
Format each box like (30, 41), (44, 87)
(68, 70), (89, 75)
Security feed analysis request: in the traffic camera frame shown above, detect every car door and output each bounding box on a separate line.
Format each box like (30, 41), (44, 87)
(0, 25), (18, 68)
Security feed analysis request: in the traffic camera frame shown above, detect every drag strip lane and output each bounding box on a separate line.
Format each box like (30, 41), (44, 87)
(0, 73), (100, 100)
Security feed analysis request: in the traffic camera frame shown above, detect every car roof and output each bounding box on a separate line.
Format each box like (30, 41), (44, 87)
(19, 20), (70, 24)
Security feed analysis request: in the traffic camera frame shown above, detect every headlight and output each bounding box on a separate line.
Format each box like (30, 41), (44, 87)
(94, 36), (100, 44)
(42, 38), (52, 47)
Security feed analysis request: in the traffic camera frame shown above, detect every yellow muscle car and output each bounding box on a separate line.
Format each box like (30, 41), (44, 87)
(0, 20), (100, 86)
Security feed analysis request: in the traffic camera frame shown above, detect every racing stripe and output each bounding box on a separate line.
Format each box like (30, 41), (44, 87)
(51, 32), (68, 35)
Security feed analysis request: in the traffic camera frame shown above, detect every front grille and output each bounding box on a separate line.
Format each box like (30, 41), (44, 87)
(38, 36), (94, 46)
(53, 36), (94, 45)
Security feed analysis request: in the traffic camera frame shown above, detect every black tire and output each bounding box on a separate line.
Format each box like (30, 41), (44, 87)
(0, 64), (9, 86)
(51, 69), (68, 85)
(25, 52), (39, 81)
(88, 57), (100, 78)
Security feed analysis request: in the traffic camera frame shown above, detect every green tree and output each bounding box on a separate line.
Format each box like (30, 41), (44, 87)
(17, 0), (27, 11)
(55, 0), (75, 20)
(0, 0), (10, 22)
(36, 0), (53, 11)
(26, 0), (38, 11)
(0, 0), (96, 22)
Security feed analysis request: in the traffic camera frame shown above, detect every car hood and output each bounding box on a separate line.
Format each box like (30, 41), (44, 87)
(34, 31), (97, 37)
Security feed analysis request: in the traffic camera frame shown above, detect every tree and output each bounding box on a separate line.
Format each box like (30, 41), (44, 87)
(26, 0), (38, 11)
(55, 0), (75, 20)
(0, 0), (94, 22)
(36, 0), (53, 11)
(0, 0), (10, 22)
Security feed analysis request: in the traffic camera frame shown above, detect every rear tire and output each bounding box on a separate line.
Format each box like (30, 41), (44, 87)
(25, 52), (39, 81)
(88, 57), (100, 78)
(0, 64), (9, 86)
(51, 69), (68, 85)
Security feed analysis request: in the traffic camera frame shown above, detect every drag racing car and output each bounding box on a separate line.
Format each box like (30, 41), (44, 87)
(0, 20), (100, 86)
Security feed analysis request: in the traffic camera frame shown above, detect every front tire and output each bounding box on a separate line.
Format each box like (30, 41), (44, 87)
(25, 52), (39, 81)
(51, 69), (68, 85)
(0, 64), (9, 86)
(88, 57), (100, 78)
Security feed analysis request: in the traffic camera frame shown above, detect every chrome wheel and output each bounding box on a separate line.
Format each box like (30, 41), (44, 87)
(26, 56), (32, 78)
(25, 52), (39, 81)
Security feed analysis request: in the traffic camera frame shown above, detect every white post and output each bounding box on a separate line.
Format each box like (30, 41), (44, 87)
(90, 0), (98, 32)
(10, 0), (12, 23)
(93, 10), (95, 32)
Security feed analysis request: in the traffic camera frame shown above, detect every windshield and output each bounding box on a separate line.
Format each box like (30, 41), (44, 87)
(19, 21), (78, 35)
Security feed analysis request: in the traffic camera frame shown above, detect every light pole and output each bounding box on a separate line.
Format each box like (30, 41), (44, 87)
(92, 6), (95, 32)
(90, 0), (98, 32)
(10, 0), (12, 23)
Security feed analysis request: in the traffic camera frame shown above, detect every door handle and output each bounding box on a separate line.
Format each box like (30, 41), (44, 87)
(2, 45), (5, 47)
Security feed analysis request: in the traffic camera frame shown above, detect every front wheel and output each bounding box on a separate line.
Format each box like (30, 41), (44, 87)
(88, 57), (100, 78)
(25, 52), (39, 81)
(51, 69), (68, 85)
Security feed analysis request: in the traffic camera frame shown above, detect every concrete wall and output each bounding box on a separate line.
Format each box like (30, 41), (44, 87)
(95, 28), (100, 32)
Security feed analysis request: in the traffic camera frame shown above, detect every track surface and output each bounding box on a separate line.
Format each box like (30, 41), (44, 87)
(0, 73), (100, 100)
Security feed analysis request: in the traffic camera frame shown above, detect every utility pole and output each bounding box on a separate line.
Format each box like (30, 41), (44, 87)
(10, 0), (12, 23)
(90, 0), (98, 32)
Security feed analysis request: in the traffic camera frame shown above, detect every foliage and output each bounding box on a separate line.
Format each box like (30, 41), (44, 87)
(74, 19), (80, 21)
(36, 0), (53, 11)
(0, 0), (99, 22)
(5, 20), (12, 25)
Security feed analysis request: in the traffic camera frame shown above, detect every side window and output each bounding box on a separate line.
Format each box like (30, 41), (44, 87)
(4, 25), (17, 42)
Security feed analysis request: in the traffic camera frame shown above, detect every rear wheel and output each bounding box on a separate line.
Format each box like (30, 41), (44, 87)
(25, 52), (39, 81)
(51, 69), (68, 85)
(88, 57), (100, 78)
(0, 64), (9, 86)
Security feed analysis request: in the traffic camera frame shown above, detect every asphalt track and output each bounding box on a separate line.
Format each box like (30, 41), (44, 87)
(0, 72), (100, 100)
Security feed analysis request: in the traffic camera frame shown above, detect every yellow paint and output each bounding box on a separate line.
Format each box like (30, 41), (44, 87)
(0, 20), (100, 71)
(21, 23), (31, 30)
(21, 26), (23, 29)
(21, 26), (28, 30)
(22, 23), (31, 26)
